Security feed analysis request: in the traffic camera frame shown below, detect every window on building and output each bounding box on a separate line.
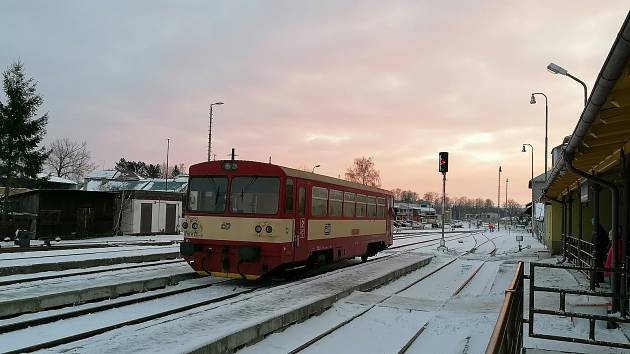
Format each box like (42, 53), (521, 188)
(329, 189), (343, 216)
(356, 194), (367, 217)
(311, 186), (328, 216)
(188, 176), (228, 213)
(230, 177), (280, 214)
(377, 197), (385, 217)
(367, 196), (377, 217)
(285, 179), (294, 213)
(343, 192), (356, 217)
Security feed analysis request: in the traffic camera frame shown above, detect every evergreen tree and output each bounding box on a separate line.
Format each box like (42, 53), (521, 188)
(0, 61), (48, 216)
(145, 164), (161, 178)
(171, 164), (181, 177)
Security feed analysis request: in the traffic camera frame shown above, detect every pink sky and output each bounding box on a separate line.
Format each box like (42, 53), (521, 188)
(1, 1), (628, 204)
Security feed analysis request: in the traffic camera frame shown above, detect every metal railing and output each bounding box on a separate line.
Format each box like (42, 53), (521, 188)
(485, 262), (524, 354)
(566, 236), (594, 271)
(528, 262), (630, 349)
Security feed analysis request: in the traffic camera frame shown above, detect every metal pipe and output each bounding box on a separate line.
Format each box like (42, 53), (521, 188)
(591, 183), (600, 291)
(564, 151), (620, 312)
(558, 195), (567, 264)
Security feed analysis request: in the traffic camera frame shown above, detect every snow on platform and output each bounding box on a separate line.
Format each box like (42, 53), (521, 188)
(38, 253), (433, 354)
(0, 262), (194, 317)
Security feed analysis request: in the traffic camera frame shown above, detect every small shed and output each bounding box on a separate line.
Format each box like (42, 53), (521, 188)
(114, 190), (184, 235)
(8, 190), (116, 239)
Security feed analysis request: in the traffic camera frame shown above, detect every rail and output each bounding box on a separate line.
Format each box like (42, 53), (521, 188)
(485, 261), (524, 354)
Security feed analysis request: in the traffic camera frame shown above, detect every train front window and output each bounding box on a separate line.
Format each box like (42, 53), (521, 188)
(230, 177), (280, 214)
(188, 176), (228, 213)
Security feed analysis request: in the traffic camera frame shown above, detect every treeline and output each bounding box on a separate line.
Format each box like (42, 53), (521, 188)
(391, 188), (523, 217)
(115, 158), (186, 179)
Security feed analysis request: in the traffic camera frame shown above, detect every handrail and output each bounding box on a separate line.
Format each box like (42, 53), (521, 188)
(485, 261), (524, 354)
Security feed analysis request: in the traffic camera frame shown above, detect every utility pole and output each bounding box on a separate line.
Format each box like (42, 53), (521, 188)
(208, 101), (224, 162)
(505, 178), (509, 229)
(497, 166), (502, 231)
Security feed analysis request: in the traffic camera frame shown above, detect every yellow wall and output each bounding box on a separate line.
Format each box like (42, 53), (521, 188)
(545, 201), (563, 254)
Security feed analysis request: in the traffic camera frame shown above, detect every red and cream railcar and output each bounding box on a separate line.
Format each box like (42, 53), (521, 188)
(180, 160), (394, 279)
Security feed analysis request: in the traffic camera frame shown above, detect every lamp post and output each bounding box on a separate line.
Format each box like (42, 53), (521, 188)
(208, 101), (224, 162)
(312, 164), (320, 173)
(506, 178), (509, 228)
(530, 93), (548, 182)
(547, 63), (588, 107)
(497, 166), (502, 231)
(523, 144), (535, 236)
(166, 138), (170, 192)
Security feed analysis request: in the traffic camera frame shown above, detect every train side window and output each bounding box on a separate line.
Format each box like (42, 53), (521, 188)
(311, 186), (328, 216)
(356, 194), (367, 217)
(367, 196), (377, 217)
(343, 192), (355, 217)
(298, 187), (306, 216)
(285, 179), (294, 213)
(329, 189), (343, 216)
(377, 197), (385, 217)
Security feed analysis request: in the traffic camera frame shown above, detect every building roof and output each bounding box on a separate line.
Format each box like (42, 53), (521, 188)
(84, 170), (188, 193)
(543, 12), (630, 199)
(36, 173), (77, 185)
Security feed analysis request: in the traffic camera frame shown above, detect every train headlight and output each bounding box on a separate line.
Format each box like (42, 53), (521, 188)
(265, 226), (273, 233)
(191, 223), (198, 230)
(255, 225), (262, 233)
(182, 221), (189, 229)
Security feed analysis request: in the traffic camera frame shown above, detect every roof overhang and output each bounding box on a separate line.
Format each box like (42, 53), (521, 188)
(543, 11), (630, 199)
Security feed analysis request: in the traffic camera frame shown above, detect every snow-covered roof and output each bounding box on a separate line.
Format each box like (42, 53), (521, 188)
(85, 177), (187, 193)
(36, 173), (77, 185)
(86, 169), (120, 179)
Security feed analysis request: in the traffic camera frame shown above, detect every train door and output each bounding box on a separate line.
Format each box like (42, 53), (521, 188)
(293, 181), (309, 261)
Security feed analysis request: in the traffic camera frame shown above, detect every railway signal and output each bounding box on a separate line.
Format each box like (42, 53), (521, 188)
(439, 152), (449, 173)
(438, 152), (449, 251)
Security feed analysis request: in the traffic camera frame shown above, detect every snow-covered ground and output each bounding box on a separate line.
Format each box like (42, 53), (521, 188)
(3, 227), (630, 353)
(0, 261), (193, 303)
(238, 228), (630, 354)
(0, 233), (183, 249)
(0, 244), (179, 268)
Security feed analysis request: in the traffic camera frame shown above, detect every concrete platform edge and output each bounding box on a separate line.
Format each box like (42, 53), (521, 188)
(189, 255), (433, 354)
(0, 251), (181, 276)
(0, 272), (195, 317)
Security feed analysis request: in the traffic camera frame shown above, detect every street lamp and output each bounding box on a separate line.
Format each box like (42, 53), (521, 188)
(312, 164), (320, 173)
(547, 62), (588, 106)
(208, 101), (224, 162)
(497, 166), (502, 232)
(505, 178), (509, 227)
(523, 144), (535, 237)
(530, 92), (548, 182)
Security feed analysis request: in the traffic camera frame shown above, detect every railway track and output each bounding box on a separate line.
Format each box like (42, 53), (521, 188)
(0, 258), (185, 286)
(285, 236), (497, 354)
(0, 246), (421, 353)
(0, 244), (177, 261)
(0, 240), (177, 253)
(1, 231), (488, 353)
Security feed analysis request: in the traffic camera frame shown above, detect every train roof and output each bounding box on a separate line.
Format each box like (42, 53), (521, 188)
(189, 160), (392, 196)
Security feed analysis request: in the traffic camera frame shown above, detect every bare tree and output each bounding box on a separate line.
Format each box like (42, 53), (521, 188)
(45, 138), (95, 182)
(344, 156), (381, 187)
(391, 188), (403, 201)
(423, 192), (439, 206)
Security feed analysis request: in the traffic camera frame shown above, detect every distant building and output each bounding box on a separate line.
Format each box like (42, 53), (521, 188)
(7, 190), (116, 239)
(85, 170), (188, 235)
(394, 202), (437, 223)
